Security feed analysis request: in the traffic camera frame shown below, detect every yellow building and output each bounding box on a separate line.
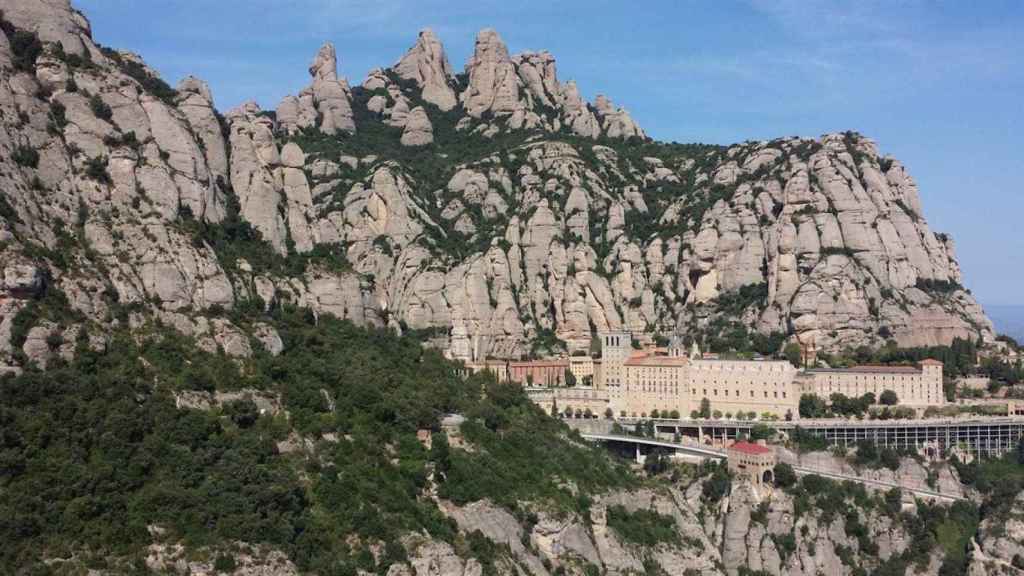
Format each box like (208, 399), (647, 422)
(688, 359), (797, 419)
(602, 339), (798, 419)
(614, 353), (689, 417)
(802, 359), (944, 407)
(585, 331), (944, 420)
(568, 355), (602, 387)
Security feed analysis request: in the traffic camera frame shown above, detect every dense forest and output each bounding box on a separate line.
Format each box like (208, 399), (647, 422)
(0, 310), (631, 573)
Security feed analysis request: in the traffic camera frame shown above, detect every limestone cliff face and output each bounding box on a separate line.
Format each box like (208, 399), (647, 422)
(137, 477), (953, 576)
(0, 0), (994, 371)
(969, 491), (1024, 575)
(386, 477), (953, 576)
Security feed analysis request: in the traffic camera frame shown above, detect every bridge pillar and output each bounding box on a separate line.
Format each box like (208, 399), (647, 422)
(636, 443), (642, 464)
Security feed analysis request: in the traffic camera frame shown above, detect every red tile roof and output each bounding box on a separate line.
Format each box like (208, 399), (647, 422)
(919, 359), (943, 366)
(729, 441), (772, 455)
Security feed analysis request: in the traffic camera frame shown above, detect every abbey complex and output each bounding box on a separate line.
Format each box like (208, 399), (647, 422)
(468, 331), (945, 420)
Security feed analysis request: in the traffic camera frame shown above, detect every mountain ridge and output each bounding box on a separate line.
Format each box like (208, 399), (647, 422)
(1, 3), (1021, 576)
(0, 0), (994, 372)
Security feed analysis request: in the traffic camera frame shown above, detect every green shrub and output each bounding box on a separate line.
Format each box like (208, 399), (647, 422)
(89, 93), (113, 121)
(773, 462), (797, 488)
(700, 461), (732, 503)
(102, 47), (178, 105)
(12, 145), (39, 168)
(84, 156), (111, 183)
(48, 101), (68, 134)
(879, 389), (898, 405)
(213, 554), (236, 572)
(606, 505), (680, 547)
(0, 19), (42, 72)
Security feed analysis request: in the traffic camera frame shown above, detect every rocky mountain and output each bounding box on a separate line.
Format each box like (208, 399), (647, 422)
(0, 0), (994, 373)
(0, 300), (1006, 576)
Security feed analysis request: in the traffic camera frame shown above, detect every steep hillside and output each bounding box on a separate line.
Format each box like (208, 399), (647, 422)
(0, 0), (994, 371)
(0, 308), (1011, 576)
(0, 3), (1020, 576)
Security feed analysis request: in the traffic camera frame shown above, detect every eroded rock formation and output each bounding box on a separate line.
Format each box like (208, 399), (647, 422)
(0, 0), (994, 372)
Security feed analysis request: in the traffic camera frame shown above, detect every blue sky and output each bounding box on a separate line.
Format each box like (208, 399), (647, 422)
(76, 0), (1023, 307)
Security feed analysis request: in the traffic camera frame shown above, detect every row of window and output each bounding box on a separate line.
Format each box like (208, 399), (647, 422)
(693, 379), (788, 387)
(699, 388), (787, 399)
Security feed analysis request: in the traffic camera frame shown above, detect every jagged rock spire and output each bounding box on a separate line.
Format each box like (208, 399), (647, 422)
(453, 27), (643, 140)
(394, 28), (457, 111)
(277, 42), (356, 135)
(512, 51), (560, 109)
(308, 42), (356, 135)
(176, 76), (228, 180)
(561, 80), (601, 139)
(594, 94), (645, 139)
(461, 28), (520, 118)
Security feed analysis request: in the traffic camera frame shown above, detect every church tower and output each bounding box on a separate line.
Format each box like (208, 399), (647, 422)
(600, 331), (630, 388)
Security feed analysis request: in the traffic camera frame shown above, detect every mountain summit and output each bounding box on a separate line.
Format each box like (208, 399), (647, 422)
(0, 0), (993, 371)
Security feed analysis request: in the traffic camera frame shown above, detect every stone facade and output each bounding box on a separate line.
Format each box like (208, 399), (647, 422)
(688, 359), (798, 419)
(801, 359), (945, 407)
(509, 359), (569, 387)
(531, 386), (611, 417)
(612, 353), (689, 417)
(601, 334), (799, 419)
(727, 441), (776, 485)
(568, 355), (601, 386)
(600, 331), (631, 388)
(466, 358), (569, 386)
(591, 331), (946, 418)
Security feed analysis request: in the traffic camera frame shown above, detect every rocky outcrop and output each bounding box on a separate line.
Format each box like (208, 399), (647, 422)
(0, 1), (994, 367)
(145, 541), (299, 576)
(423, 474), (949, 576)
(176, 75), (228, 179)
(277, 42), (355, 135)
(388, 536), (484, 576)
(451, 28), (645, 140)
(394, 28), (457, 111)
(779, 448), (967, 499)
(308, 42), (356, 135)
(594, 94), (645, 139)
(461, 28), (521, 120)
(227, 102), (290, 251)
(400, 106), (433, 146)
(970, 491), (1024, 575)
(0, 0), (93, 56)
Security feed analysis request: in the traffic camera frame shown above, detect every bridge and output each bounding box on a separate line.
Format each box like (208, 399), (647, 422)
(580, 432), (727, 459)
(581, 432), (966, 502)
